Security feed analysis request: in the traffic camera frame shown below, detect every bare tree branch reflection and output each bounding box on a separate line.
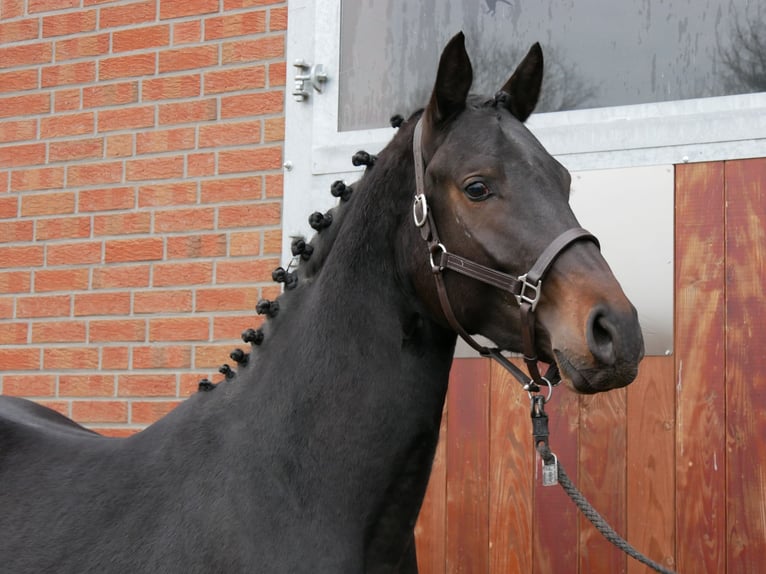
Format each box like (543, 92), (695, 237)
(719, 16), (766, 93)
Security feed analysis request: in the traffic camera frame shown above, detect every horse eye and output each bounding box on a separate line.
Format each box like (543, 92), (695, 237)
(464, 181), (492, 201)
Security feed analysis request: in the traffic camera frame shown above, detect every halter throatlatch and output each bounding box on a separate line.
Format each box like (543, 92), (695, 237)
(412, 118), (600, 394)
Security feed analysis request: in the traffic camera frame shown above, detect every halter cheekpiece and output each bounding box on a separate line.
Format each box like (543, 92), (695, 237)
(411, 117), (600, 395)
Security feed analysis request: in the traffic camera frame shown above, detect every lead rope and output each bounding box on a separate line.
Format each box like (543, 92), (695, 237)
(531, 396), (678, 574)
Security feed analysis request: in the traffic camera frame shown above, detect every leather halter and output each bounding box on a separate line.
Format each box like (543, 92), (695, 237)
(412, 118), (600, 393)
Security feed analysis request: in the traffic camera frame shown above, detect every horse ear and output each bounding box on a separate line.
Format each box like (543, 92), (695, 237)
(499, 43), (543, 122)
(426, 32), (473, 128)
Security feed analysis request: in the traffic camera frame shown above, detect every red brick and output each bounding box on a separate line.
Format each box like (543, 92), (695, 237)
(0, 43), (52, 69)
(74, 291), (130, 316)
(31, 321), (87, 343)
(2, 374), (56, 396)
(72, 400), (127, 423)
(0, 245), (45, 269)
(93, 212), (152, 236)
(268, 61), (286, 86)
(222, 36), (283, 64)
(136, 127), (194, 155)
(172, 20), (201, 44)
(131, 400), (180, 424)
(134, 289), (193, 314)
(0, 0), (24, 19)
(205, 10), (266, 40)
(78, 186), (135, 212)
(118, 373), (176, 397)
(34, 268), (89, 292)
(160, 0), (218, 19)
(153, 261), (212, 286)
(141, 74), (200, 100)
(199, 120), (261, 148)
(166, 233), (227, 259)
(112, 24), (170, 52)
(90, 318), (146, 342)
(0, 271), (31, 294)
(229, 230), (261, 256)
(16, 294), (70, 317)
(99, 0), (156, 29)
(223, 0), (282, 6)
(20, 191), (74, 216)
(0, 119), (37, 144)
(44, 347), (99, 370)
(46, 241), (102, 266)
(0, 322), (28, 345)
(158, 99), (216, 125)
(217, 201), (281, 229)
(203, 65), (266, 95)
(55, 33), (110, 61)
(49, 138), (103, 162)
(82, 81), (138, 108)
(159, 45), (218, 74)
(55, 87), (83, 111)
(0, 69), (38, 94)
(264, 117), (284, 142)
(67, 161), (123, 186)
(200, 175), (262, 203)
(59, 374), (115, 397)
(137, 182), (197, 207)
(126, 155), (184, 181)
(97, 105), (155, 132)
(42, 10), (96, 37)
(99, 53), (156, 81)
(218, 147), (281, 174)
(193, 343), (237, 369)
(195, 286), (259, 312)
(270, 6), (287, 31)
(10, 167), (64, 192)
(149, 316), (209, 341)
(0, 220), (33, 243)
(216, 257), (279, 284)
(0, 296), (13, 319)
(0, 195), (18, 218)
(92, 264), (150, 289)
(260, 284), (281, 300)
(264, 173), (283, 198)
(101, 346), (129, 369)
(106, 134), (134, 158)
(96, 428), (141, 438)
(221, 91), (283, 118)
(40, 112), (94, 138)
(213, 313), (263, 341)
(186, 152), (215, 177)
(41, 61), (96, 88)
(0, 93), (50, 119)
(28, 0), (78, 12)
(104, 237), (163, 263)
(0, 143), (46, 168)
(0, 348), (41, 371)
(35, 216), (92, 241)
(133, 345), (191, 369)
(154, 207), (215, 233)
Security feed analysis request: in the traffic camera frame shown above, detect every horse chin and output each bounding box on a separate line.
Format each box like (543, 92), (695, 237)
(554, 350), (638, 394)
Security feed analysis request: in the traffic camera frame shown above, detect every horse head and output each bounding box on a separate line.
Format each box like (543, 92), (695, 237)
(408, 32), (644, 393)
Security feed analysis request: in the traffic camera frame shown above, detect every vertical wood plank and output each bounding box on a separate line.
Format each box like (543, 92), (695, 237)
(415, 402), (448, 574)
(626, 356), (676, 573)
(446, 357), (490, 574)
(725, 158), (766, 573)
(674, 162), (727, 574)
(488, 359), (533, 573)
(579, 388), (628, 574)
(533, 385), (580, 574)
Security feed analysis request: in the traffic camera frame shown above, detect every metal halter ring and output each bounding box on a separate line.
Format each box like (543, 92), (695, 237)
(525, 377), (553, 402)
(413, 194), (428, 227)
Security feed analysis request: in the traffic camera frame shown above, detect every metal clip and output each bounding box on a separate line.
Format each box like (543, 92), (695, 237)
(515, 273), (542, 311)
(541, 454), (559, 486)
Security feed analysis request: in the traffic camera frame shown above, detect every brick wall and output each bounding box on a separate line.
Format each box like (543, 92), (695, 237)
(0, 0), (286, 435)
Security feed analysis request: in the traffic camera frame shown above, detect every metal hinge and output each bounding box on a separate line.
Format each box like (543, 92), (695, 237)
(292, 60), (328, 102)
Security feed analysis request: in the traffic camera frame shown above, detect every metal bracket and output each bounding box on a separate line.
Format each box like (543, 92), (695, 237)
(292, 59), (328, 102)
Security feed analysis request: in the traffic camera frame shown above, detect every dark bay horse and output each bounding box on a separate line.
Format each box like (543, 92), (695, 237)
(0, 33), (643, 573)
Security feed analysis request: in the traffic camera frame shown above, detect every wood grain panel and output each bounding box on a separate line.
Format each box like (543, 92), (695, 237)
(626, 356), (676, 573)
(724, 158), (766, 573)
(446, 358), (490, 573)
(533, 385), (580, 574)
(674, 162), (726, 574)
(415, 402), (448, 574)
(578, 388), (628, 574)
(488, 359), (533, 573)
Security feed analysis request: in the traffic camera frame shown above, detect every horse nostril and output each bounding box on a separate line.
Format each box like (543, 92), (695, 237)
(587, 307), (617, 366)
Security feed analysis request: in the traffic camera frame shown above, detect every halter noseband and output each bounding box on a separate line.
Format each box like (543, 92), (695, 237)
(412, 118), (600, 393)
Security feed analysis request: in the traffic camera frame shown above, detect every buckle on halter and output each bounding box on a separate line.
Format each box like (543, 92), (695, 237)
(429, 243), (447, 273)
(413, 194), (428, 227)
(515, 274), (542, 311)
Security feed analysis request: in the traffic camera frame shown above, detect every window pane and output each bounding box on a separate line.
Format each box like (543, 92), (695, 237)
(339, 0), (763, 131)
